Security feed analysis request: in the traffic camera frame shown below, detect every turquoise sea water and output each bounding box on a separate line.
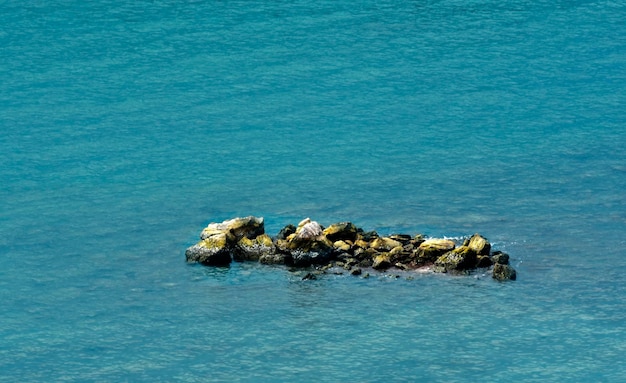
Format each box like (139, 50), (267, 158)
(1, 0), (625, 381)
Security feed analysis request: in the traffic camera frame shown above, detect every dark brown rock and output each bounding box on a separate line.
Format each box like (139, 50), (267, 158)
(476, 255), (493, 268)
(493, 263), (517, 281)
(276, 224), (296, 240)
(492, 251), (510, 265)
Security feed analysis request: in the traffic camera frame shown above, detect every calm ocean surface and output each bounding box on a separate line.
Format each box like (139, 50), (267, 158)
(1, 0), (625, 381)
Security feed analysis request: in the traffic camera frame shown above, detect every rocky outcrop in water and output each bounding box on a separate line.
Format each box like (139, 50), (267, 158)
(185, 216), (517, 281)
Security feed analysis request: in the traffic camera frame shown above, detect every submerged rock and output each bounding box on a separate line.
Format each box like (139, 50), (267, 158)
(302, 272), (317, 281)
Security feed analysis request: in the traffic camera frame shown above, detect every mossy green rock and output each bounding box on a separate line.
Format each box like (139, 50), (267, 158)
(233, 234), (276, 262)
(433, 246), (477, 273)
(493, 263), (517, 281)
(185, 234), (233, 266)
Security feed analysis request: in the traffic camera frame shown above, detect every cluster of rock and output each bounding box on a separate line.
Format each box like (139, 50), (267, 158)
(185, 216), (517, 281)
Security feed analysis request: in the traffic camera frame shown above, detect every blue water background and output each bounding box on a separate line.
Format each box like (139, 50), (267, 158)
(1, 0), (625, 381)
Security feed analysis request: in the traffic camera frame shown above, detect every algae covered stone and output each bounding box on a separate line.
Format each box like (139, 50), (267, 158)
(187, 216), (266, 266)
(433, 246), (477, 273)
(233, 234), (275, 262)
(185, 234), (233, 266)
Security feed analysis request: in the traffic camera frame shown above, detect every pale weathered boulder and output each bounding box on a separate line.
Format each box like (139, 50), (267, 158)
(200, 216), (265, 241)
(188, 216), (265, 266)
(370, 237), (403, 251)
(294, 219), (323, 239)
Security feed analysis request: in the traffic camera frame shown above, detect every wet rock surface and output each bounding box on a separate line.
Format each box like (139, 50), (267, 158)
(186, 216), (517, 281)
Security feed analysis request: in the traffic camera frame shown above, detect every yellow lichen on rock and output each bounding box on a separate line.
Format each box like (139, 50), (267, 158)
(468, 233), (491, 255)
(199, 232), (232, 249)
(372, 253), (392, 270)
(334, 240), (351, 252)
(255, 234), (274, 247)
(417, 238), (456, 262)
